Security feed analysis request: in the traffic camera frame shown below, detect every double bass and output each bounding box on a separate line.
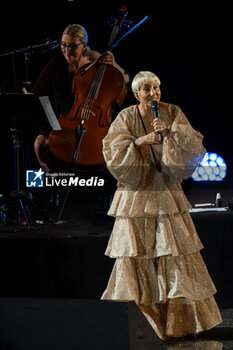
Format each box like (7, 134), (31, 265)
(49, 7), (128, 172)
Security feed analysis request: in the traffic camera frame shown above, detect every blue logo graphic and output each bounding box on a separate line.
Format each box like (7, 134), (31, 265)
(26, 169), (44, 188)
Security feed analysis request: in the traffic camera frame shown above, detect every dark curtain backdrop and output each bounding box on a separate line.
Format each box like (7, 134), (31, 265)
(0, 0), (231, 193)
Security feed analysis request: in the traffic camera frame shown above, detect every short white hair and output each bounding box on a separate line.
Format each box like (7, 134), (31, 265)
(131, 71), (161, 93)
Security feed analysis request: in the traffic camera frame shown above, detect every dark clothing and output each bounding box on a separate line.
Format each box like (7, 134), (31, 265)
(32, 55), (75, 136)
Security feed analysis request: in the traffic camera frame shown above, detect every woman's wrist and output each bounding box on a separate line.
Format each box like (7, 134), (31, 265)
(135, 137), (143, 146)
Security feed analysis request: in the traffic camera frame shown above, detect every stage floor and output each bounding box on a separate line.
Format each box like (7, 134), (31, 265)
(0, 182), (233, 349)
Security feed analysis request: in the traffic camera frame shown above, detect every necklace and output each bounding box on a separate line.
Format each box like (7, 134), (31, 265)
(137, 104), (161, 172)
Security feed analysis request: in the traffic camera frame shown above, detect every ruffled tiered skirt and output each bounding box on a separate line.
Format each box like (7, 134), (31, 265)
(101, 195), (222, 340)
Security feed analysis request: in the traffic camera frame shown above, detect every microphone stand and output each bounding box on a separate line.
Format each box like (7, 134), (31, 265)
(0, 39), (60, 59)
(1, 40), (59, 229)
(0, 39), (59, 93)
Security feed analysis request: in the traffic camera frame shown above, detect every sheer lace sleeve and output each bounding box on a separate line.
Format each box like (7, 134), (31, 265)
(103, 110), (155, 190)
(161, 106), (206, 181)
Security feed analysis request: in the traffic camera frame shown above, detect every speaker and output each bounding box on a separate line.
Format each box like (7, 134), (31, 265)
(0, 297), (165, 350)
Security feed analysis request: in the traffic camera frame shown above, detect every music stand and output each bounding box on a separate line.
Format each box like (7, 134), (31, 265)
(0, 93), (55, 228)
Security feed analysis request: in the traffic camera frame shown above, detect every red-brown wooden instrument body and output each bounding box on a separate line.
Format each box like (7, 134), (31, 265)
(49, 63), (127, 171)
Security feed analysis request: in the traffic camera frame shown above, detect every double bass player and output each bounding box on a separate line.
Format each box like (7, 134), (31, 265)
(33, 23), (129, 172)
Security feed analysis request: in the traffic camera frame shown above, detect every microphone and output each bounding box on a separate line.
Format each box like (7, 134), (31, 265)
(151, 100), (163, 142)
(39, 39), (60, 53)
(47, 39), (60, 50)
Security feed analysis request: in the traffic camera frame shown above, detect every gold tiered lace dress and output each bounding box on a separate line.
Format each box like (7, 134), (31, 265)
(101, 103), (222, 340)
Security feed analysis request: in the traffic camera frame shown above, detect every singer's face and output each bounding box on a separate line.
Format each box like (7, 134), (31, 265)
(138, 80), (161, 107)
(61, 34), (85, 66)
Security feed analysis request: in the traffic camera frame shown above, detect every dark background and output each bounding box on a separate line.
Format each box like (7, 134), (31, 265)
(0, 0), (231, 195)
(0, 3), (233, 339)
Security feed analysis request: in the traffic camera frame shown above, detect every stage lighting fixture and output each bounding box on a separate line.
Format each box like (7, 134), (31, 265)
(191, 152), (227, 181)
